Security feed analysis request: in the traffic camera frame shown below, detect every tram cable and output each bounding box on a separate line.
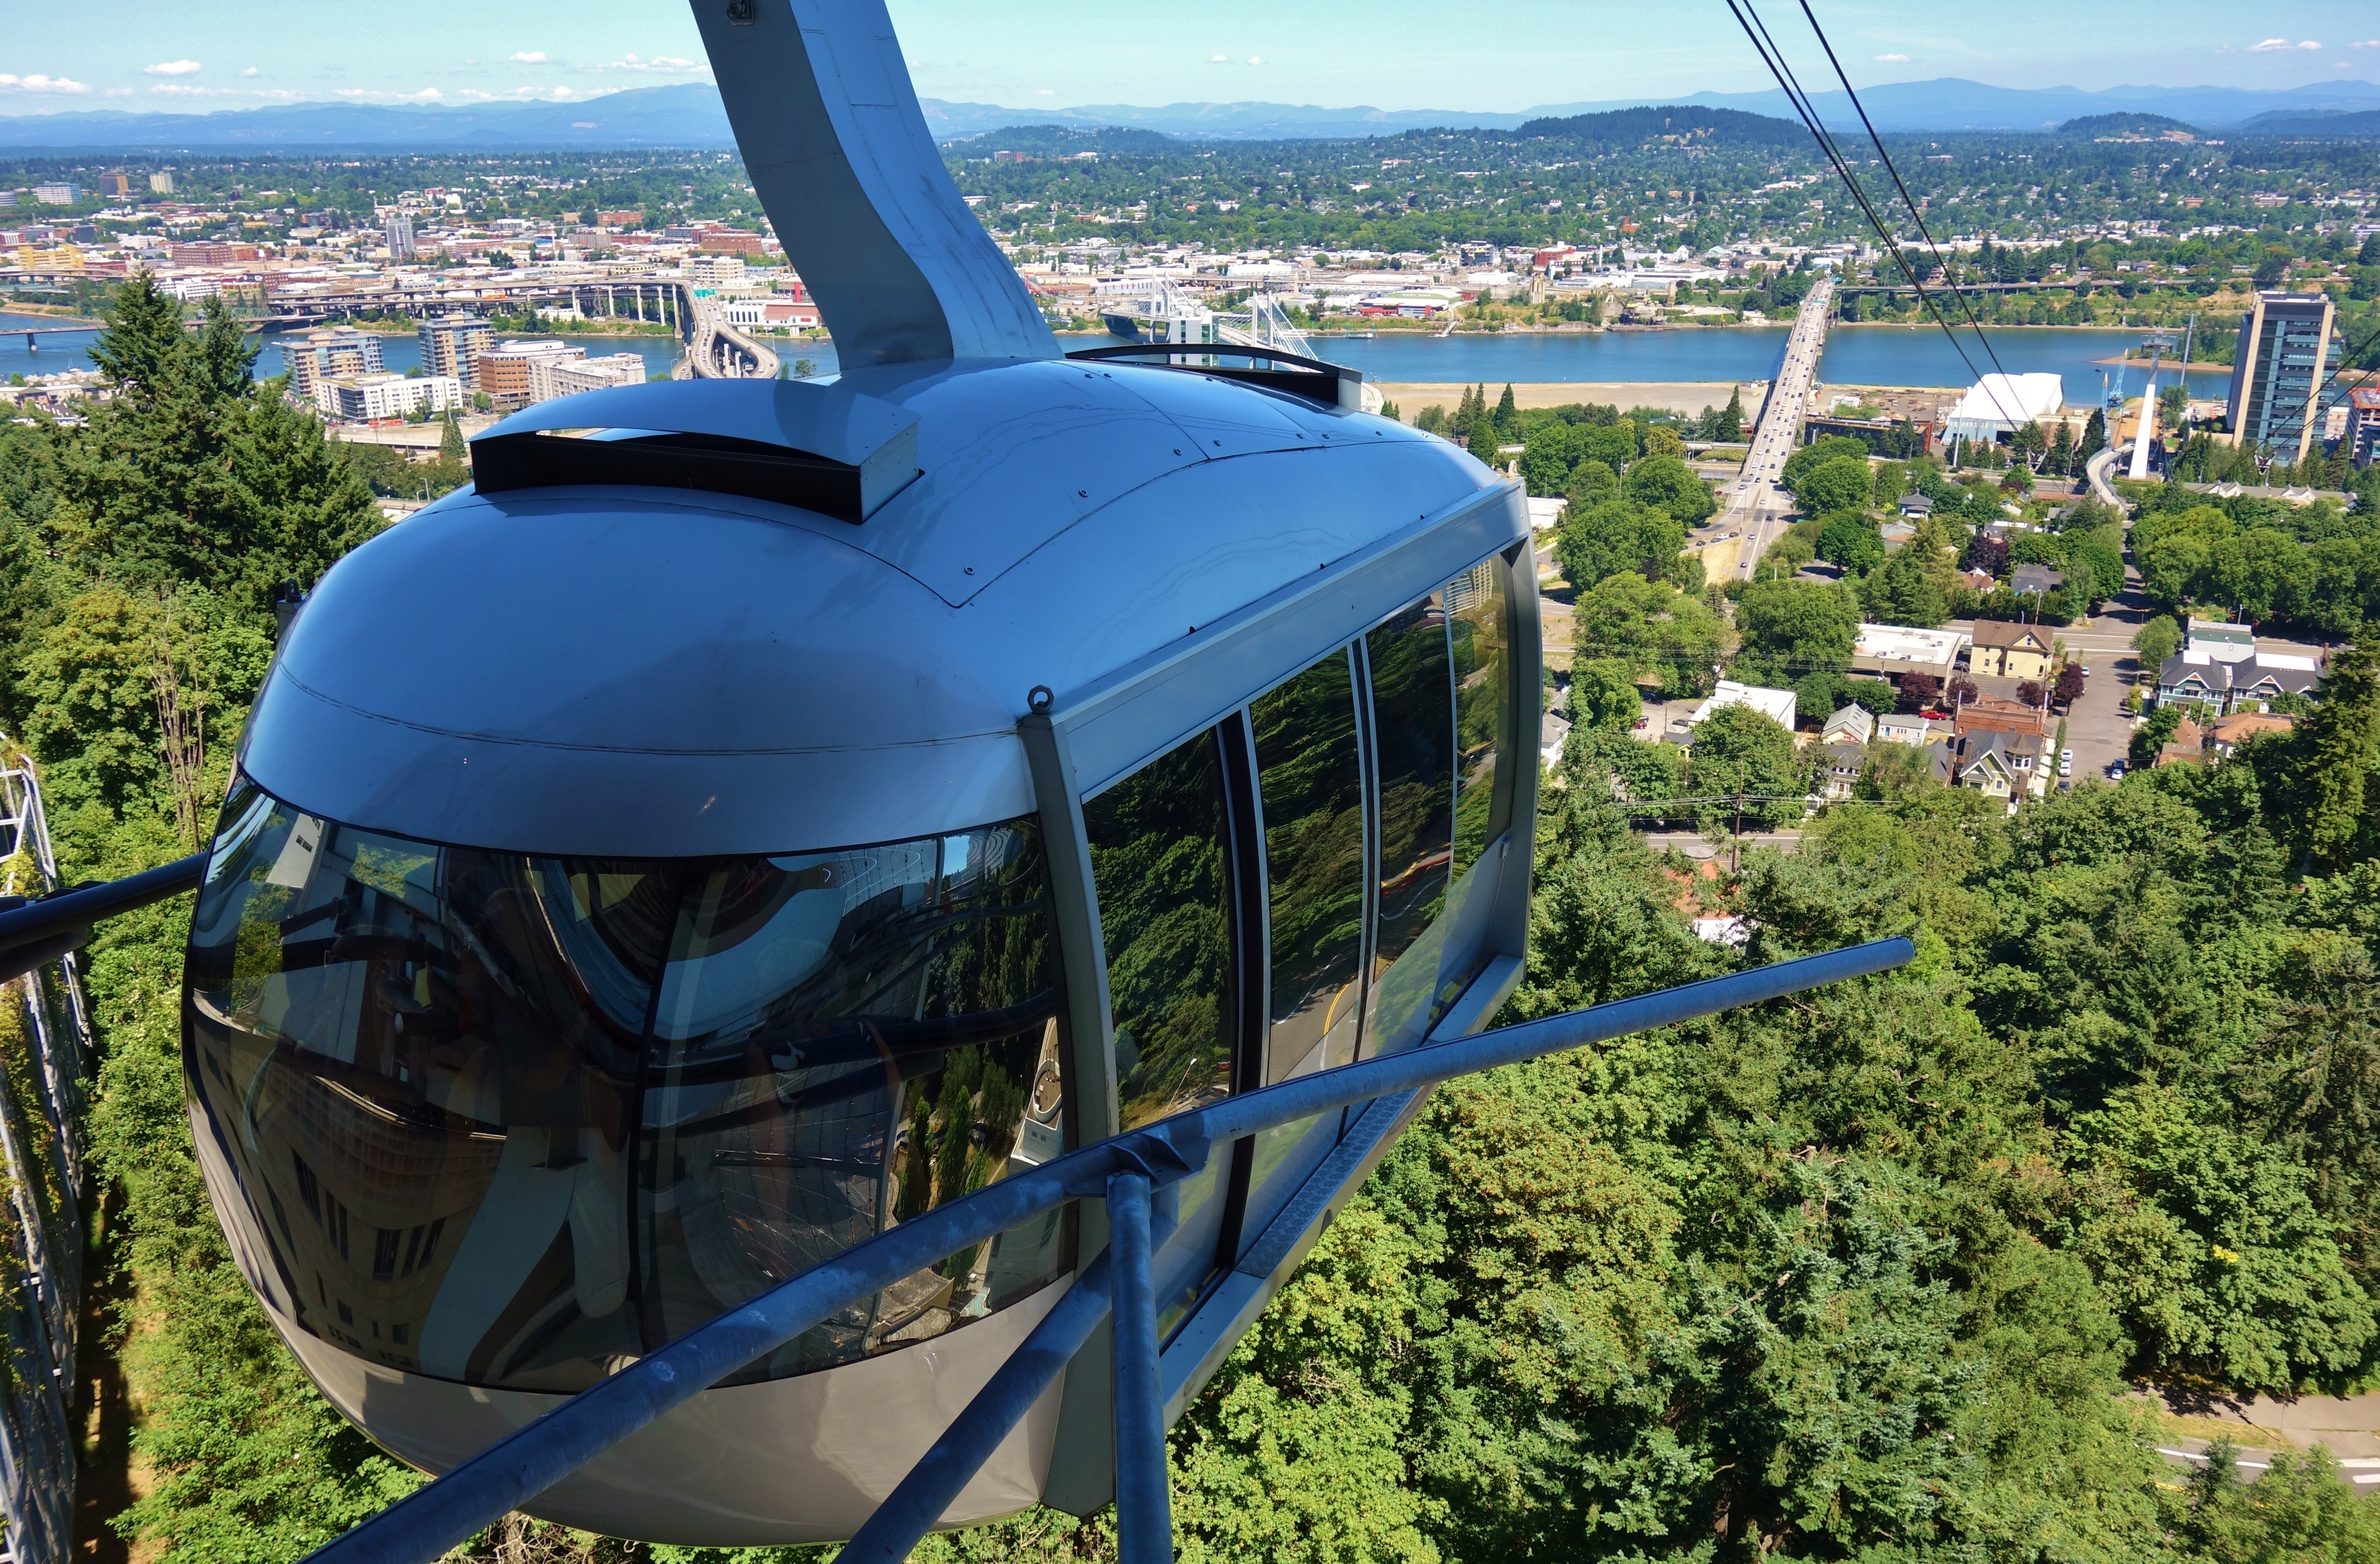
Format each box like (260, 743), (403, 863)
(1787, 0), (2023, 395)
(1720, 0), (2028, 432)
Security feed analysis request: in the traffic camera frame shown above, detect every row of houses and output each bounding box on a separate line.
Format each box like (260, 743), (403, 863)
(2154, 621), (2322, 715)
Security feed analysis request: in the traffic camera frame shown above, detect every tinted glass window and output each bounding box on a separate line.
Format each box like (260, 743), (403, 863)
(1084, 726), (1237, 1337)
(1449, 557), (1515, 877)
(1365, 595), (1454, 976)
(1084, 729), (1236, 1131)
(1251, 649), (1366, 1082)
(183, 781), (1069, 1394)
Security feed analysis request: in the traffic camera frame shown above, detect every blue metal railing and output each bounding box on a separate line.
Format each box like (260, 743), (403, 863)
(300, 934), (1913, 1564)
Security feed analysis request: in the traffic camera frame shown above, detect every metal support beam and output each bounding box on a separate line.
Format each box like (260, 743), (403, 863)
(1107, 1171), (1172, 1564)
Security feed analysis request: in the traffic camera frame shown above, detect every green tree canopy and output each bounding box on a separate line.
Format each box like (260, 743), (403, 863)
(1622, 453), (1719, 524)
(1685, 702), (1808, 828)
(1734, 577), (1861, 678)
(1817, 512), (1886, 574)
(1555, 498), (1688, 593)
(1790, 454), (1877, 516)
(1573, 570), (1727, 697)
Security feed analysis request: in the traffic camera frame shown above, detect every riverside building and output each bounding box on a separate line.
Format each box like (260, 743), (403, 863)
(2225, 292), (2335, 463)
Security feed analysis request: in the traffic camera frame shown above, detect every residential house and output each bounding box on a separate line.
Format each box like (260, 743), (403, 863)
(1876, 713), (1947, 747)
(1819, 739), (1866, 800)
(2011, 563), (2065, 599)
(2155, 715), (2206, 767)
(1946, 727), (2046, 805)
(1968, 619), (2055, 681)
(1896, 493), (1934, 520)
(1820, 705), (1875, 746)
(2156, 647), (2321, 714)
(2203, 710), (2296, 757)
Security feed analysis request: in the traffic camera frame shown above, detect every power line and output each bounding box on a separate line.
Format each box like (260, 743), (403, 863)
(1788, 0), (2022, 400)
(1719, 0), (2026, 434)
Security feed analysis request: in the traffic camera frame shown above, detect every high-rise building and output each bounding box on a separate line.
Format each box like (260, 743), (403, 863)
(384, 211), (417, 261)
(416, 314), (492, 391)
(31, 183), (79, 206)
(148, 171), (174, 195)
(2348, 387), (2380, 469)
(282, 329), (388, 409)
(2225, 292), (2336, 463)
(98, 172), (133, 199)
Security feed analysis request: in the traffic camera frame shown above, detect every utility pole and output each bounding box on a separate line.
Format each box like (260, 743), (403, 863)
(1734, 785), (1745, 874)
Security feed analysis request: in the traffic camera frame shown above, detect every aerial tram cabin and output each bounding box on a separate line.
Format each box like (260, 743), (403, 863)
(177, 0), (1539, 1543)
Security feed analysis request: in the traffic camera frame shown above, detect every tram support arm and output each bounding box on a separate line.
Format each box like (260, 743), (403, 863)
(0, 853), (203, 979)
(1107, 1169), (1173, 1564)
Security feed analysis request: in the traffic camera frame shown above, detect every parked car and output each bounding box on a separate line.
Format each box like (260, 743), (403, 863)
(2106, 760), (2128, 780)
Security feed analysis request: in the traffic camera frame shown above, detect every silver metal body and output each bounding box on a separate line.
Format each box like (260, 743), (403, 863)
(192, 0), (1540, 1543)
(218, 361), (1536, 1541)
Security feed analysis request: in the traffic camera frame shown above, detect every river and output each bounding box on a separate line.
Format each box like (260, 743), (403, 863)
(3, 314), (2230, 411)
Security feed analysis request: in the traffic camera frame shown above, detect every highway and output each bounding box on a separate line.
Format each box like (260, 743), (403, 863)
(1707, 277), (1835, 581)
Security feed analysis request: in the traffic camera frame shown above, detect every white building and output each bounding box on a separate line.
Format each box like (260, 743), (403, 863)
(1943, 372), (2065, 447)
(1682, 680), (1797, 737)
(324, 372), (462, 423)
(31, 183), (79, 205)
(540, 353), (649, 399)
(384, 212), (416, 262)
(1851, 623), (1969, 683)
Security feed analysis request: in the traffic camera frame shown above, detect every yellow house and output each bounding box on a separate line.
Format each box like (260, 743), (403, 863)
(1970, 619), (2055, 681)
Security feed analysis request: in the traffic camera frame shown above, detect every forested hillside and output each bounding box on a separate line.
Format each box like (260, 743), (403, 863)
(4, 285), (2380, 1563)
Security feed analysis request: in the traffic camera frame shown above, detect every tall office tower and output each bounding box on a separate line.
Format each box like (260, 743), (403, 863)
(416, 313), (492, 391)
(384, 211), (417, 262)
(2225, 291), (2336, 463)
(148, 171), (174, 195)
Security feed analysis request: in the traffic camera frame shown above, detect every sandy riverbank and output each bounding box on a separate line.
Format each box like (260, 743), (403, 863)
(1376, 380), (1767, 416)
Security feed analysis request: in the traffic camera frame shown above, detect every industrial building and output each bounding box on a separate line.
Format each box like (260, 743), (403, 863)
(2224, 292), (2335, 463)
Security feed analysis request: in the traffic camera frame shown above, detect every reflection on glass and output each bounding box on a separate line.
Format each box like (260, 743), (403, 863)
(1084, 727), (1237, 1337)
(1084, 732), (1235, 1131)
(183, 780), (1070, 1394)
(1366, 596), (1455, 977)
(1251, 649), (1366, 1082)
(1362, 595), (1456, 1056)
(1449, 557), (1513, 879)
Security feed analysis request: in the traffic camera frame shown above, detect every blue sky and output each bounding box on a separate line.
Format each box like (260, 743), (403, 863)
(1, 0), (2373, 113)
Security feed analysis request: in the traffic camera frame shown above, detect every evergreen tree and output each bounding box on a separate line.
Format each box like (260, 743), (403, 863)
(438, 412), (466, 465)
(1715, 384), (1745, 442)
(2283, 639), (2380, 870)
(2079, 407), (2108, 461)
(1493, 382), (1519, 439)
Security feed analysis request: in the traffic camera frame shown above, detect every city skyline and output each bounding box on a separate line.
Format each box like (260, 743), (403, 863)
(0, 0), (2375, 117)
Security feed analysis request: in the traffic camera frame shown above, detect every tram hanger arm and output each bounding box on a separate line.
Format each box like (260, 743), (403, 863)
(298, 934), (1914, 1564)
(0, 853), (202, 981)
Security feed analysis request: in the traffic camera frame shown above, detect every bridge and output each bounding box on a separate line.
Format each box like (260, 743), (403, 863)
(1703, 276), (1834, 581)
(672, 289), (780, 380)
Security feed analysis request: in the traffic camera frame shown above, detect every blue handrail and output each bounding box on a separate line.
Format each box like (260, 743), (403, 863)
(305, 935), (1914, 1564)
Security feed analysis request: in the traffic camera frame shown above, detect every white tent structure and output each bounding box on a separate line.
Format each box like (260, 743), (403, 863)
(1942, 372), (2065, 448)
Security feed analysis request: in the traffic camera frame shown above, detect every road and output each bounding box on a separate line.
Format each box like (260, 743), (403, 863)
(1703, 276), (1835, 581)
(2085, 446), (2122, 508)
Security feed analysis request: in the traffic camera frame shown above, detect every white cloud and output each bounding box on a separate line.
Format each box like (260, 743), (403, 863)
(142, 59), (202, 76)
(2350, 39), (2380, 48)
(0, 73), (91, 94)
(1875, 52), (1910, 62)
(1247, 55), (1263, 65)
(2301, 39), (2323, 49)
(508, 50), (548, 64)
(590, 52), (704, 72)
(1208, 54), (1229, 63)
(239, 66), (259, 77)
(2249, 37), (2291, 50)
(334, 86), (447, 102)
(1033, 87), (1055, 95)
(149, 83), (208, 95)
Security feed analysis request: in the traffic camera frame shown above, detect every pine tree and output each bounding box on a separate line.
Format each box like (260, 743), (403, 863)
(439, 412), (466, 464)
(2288, 640), (2380, 870)
(1494, 384), (1519, 440)
(2079, 408), (2108, 461)
(1716, 386), (1745, 442)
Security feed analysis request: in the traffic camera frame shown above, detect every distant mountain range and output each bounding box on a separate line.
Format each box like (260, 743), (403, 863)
(3, 77), (2378, 152)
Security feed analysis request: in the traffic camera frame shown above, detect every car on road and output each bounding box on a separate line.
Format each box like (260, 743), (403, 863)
(2106, 760), (2127, 780)
(2082, 666), (2092, 678)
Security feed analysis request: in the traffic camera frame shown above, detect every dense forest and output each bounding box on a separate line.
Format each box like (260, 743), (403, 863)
(5, 280), (2380, 1564)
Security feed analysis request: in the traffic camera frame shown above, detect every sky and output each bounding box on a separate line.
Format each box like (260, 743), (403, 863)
(1, 0), (2375, 115)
